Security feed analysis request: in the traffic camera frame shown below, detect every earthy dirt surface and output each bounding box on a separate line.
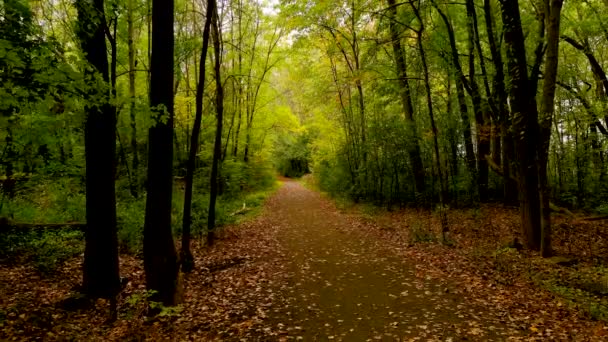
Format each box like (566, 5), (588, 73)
(2, 179), (606, 341)
(264, 180), (521, 341)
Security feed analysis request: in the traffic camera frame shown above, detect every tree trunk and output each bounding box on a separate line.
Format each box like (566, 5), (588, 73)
(75, 0), (120, 299)
(144, 0), (178, 306)
(538, 0), (564, 257)
(180, 0), (214, 273)
(465, 0), (489, 201)
(411, 0), (449, 235)
(207, 1), (224, 246)
(483, 0), (517, 204)
(386, 0), (426, 199)
(128, 0), (139, 198)
(435, 4), (477, 198)
(499, 0), (542, 250)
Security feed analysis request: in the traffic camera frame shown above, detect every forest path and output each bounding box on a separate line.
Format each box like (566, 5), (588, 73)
(263, 180), (514, 341)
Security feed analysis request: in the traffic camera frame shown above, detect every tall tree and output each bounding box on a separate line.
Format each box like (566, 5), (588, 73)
(499, 0), (542, 250)
(181, 0), (214, 272)
(410, 0), (449, 233)
(538, 0), (564, 256)
(75, 0), (120, 301)
(207, 0), (224, 246)
(386, 0), (426, 198)
(127, 0), (139, 198)
(434, 2), (477, 198)
(143, 0), (178, 305)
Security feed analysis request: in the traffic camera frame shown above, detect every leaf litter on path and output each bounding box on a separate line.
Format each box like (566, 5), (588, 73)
(2, 180), (606, 340)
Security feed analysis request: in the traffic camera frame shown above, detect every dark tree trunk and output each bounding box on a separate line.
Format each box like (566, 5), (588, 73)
(75, 0), (120, 299)
(435, 4), (477, 198)
(180, 0), (214, 273)
(499, 0), (542, 250)
(207, 1), (224, 246)
(484, 0), (518, 204)
(144, 0), (178, 306)
(386, 0), (426, 199)
(411, 0), (448, 235)
(538, 0), (564, 257)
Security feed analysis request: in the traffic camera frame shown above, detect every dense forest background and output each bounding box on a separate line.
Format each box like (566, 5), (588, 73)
(2, 0), (608, 336)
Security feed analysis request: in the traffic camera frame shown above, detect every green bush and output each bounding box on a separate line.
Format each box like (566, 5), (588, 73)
(116, 196), (145, 255)
(0, 229), (84, 274)
(220, 158), (276, 198)
(1, 177), (85, 223)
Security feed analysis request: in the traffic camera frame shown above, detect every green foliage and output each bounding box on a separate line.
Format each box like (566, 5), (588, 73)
(541, 282), (608, 321)
(220, 158), (276, 198)
(273, 130), (312, 178)
(408, 220), (435, 244)
(0, 177), (85, 223)
(596, 203), (608, 216)
(314, 157), (355, 198)
(116, 196), (145, 255)
(124, 290), (182, 319)
(0, 229), (83, 274)
(533, 262), (608, 321)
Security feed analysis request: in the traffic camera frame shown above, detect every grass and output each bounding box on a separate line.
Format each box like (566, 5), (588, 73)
(532, 262), (608, 321)
(1, 174), (280, 271)
(0, 229), (84, 274)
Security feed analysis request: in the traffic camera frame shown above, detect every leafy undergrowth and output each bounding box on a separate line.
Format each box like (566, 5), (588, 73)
(0, 229), (84, 275)
(0, 216), (289, 341)
(340, 203), (608, 339)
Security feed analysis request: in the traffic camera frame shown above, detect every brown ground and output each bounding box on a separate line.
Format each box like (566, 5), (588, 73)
(1, 179), (606, 341)
(265, 180), (521, 340)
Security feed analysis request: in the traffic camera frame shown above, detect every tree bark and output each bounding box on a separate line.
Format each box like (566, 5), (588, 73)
(207, 1), (224, 246)
(128, 0), (139, 198)
(386, 0), (426, 199)
(465, 0), (490, 201)
(538, 0), (564, 257)
(180, 0), (214, 272)
(411, 0), (448, 233)
(144, 0), (178, 306)
(499, 0), (542, 250)
(75, 0), (120, 299)
(434, 3), (477, 198)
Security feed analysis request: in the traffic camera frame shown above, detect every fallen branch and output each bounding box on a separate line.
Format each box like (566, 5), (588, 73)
(201, 256), (248, 273)
(230, 203), (251, 216)
(577, 215), (608, 222)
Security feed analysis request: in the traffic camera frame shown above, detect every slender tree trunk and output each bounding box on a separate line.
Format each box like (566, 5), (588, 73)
(233, 0), (243, 158)
(75, 0), (120, 300)
(435, 4), (477, 198)
(386, 0), (426, 199)
(207, 1), (224, 246)
(464, 0), (490, 201)
(144, 0), (178, 306)
(180, 0), (214, 273)
(483, 0), (517, 204)
(128, 0), (139, 198)
(538, 0), (563, 256)
(411, 0), (449, 235)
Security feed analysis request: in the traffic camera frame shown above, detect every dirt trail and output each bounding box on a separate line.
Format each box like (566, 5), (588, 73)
(263, 180), (516, 341)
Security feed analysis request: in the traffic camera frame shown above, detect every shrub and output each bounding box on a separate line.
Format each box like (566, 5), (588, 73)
(0, 229), (84, 274)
